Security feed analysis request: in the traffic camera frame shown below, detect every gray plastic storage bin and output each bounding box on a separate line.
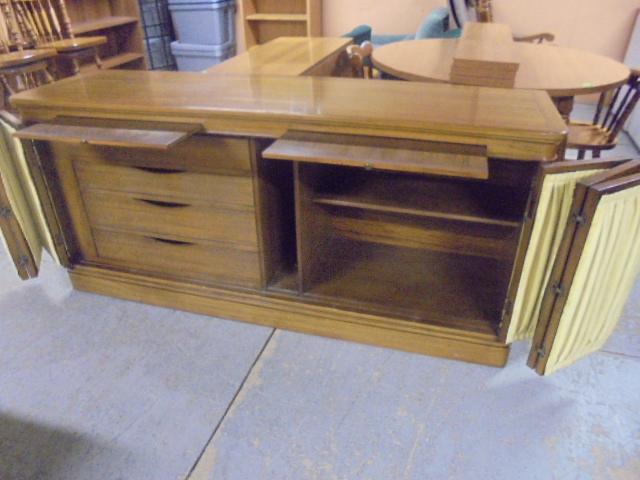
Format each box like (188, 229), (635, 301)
(171, 40), (235, 71)
(168, 0), (235, 45)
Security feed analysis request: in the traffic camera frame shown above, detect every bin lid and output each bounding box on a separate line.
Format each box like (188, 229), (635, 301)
(168, 0), (233, 4)
(170, 40), (235, 56)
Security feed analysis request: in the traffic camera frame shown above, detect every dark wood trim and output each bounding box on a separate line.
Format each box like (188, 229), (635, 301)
(21, 140), (74, 267)
(0, 172), (38, 279)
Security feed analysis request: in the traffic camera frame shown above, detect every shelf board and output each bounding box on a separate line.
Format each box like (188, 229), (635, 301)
(246, 13), (308, 22)
(302, 238), (508, 335)
(313, 175), (522, 228)
(80, 52), (144, 73)
(73, 16), (138, 35)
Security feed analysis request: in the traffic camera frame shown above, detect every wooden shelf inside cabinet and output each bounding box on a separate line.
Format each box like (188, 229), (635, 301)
(246, 13), (308, 22)
(72, 16), (138, 35)
(313, 174), (523, 228)
(301, 238), (509, 335)
(80, 52), (145, 73)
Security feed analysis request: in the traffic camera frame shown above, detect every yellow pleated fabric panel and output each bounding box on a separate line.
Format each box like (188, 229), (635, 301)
(544, 184), (640, 374)
(506, 170), (605, 343)
(0, 120), (59, 266)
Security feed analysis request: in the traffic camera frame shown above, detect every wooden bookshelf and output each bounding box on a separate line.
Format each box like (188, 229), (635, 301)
(66, 0), (147, 71)
(241, 0), (322, 47)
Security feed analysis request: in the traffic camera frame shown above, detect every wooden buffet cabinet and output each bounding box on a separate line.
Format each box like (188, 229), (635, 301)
(4, 70), (640, 375)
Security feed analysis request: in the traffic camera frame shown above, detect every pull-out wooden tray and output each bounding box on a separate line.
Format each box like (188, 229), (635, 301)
(15, 118), (203, 150)
(263, 131), (489, 179)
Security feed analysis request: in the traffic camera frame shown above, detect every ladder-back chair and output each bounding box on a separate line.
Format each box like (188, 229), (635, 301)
(568, 70), (640, 159)
(9, 0), (106, 75)
(450, 0), (555, 44)
(0, 0), (56, 112)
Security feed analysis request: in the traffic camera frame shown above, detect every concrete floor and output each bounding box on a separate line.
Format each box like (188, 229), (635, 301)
(1, 109), (639, 480)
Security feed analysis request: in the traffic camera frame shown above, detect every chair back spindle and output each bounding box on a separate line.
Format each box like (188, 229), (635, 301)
(347, 41), (374, 79)
(475, 0), (493, 23)
(592, 71), (640, 143)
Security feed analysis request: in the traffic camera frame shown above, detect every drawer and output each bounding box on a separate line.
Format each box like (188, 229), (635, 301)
(50, 134), (253, 176)
(74, 160), (255, 208)
(83, 190), (258, 248)
(93, 229), (262, 287)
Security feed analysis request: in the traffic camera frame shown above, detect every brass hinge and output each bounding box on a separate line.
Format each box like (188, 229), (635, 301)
(0, 205), (12, 219)
(501, 298), (513, 321)
(525, 194), (537, 220)
(552, 283), (564, 296)
(16, 255), (30, 268)
(572, 212), (587, 225)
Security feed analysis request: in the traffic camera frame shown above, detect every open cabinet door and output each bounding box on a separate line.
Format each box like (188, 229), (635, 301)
(527, 163), (640, 375)
(0, 118), (67, 280)
(501, 158), (631, 343)
(0, 172), (38, 279)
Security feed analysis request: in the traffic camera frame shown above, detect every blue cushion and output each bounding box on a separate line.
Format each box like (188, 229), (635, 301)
(414, 6), (450, 40)
(442, 28), (462, 38)
(371, 34), (414, 46)
(342, 25), (372, 45)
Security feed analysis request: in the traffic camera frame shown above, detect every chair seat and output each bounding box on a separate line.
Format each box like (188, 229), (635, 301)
(0, 49), (57, 69)
(42, 36), (107, 53)
(567, 122), (616, 151)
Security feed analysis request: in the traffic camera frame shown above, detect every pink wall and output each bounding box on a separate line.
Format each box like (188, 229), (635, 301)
(237, 1), (639, 62)
(492, 0), (639, 61)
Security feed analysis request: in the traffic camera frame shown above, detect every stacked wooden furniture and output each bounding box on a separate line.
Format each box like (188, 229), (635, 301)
(450, 22), (519, 88)
(241, 0), (321, 48)
(56, 0), (146, 73)
(0, 0), (56, 113)
(5, 70), (640, 376)
(7, 0), (108, 75)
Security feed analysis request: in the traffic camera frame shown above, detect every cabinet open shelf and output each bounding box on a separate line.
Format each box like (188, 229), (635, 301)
(80, 52), (145, 73)
(72, 16), (138, 35)
(67, 0), (147, 74)
(301, 238), (508, 335)
(313, 172), (523, 228)
(246, 13), (308, 22)
(257, 156), (528, 339)
(241, 0), (322, 47)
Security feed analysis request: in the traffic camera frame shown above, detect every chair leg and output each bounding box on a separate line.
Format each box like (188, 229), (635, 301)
(577, 150), (586, 160)
(93, 48), (103, 69)
(70, 57), (81, 76)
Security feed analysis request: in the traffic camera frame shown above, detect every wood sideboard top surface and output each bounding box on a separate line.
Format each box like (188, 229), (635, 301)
(11, 70), (567, 160)
(203, 37), (352, 76)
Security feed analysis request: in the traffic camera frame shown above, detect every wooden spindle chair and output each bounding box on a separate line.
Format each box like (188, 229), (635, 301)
(9, 0), (106, 75)
(347, 41), (374, 79)
(0, 0), (56, 115)
(568, 70), (640, 159)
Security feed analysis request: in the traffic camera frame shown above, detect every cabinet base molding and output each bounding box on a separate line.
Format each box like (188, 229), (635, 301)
(69, 265), (510, 367)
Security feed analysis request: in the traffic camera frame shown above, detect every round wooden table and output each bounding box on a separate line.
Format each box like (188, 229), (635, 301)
(372, 39), (631, 119)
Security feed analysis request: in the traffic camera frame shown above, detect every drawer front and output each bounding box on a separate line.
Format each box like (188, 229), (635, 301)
(74, 160), (255, 207)
(93, 229), (262, 287)
(83, 190), (258, 248)
(50, 134), (252, 175)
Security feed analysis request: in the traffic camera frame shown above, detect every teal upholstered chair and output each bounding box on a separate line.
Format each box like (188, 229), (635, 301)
(370, 7), (459, 47)
(342, 25), (373, 46)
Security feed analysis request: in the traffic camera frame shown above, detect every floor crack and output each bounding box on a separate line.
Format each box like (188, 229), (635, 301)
(185, 328), (277, 479)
